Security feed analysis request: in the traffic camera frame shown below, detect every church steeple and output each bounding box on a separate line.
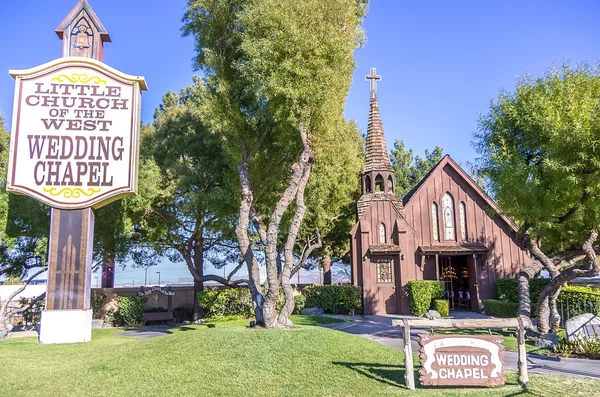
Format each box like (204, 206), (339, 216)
(362, 68), (395, 195)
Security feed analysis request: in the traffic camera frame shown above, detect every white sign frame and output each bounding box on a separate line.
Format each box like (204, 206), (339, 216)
(7, 57), (147, 209)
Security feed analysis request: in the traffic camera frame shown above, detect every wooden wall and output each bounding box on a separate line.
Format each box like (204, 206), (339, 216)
(403, 162), (532, 301)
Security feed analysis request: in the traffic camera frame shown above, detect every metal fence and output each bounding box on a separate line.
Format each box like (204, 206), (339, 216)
(558, 291), (600, 327)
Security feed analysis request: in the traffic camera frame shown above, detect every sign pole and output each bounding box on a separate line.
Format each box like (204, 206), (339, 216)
(38, 0), (109, 344)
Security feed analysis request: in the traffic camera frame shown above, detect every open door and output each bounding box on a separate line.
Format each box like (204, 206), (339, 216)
(467, 254), (482, 311)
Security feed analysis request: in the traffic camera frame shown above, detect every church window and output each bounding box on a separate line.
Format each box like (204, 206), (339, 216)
(431, 202), (439, 241)
(442, 193), (456, 241)
(365, 176), (372, 193)
(459, 201), (467, 241)
(376, 259), (393, 283)
(387, 176), (394, 192)
(379, 223), (386, 243)
(375, 174), (384, 192)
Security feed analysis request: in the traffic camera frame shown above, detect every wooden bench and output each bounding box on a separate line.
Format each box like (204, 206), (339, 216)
(143, 312), (175, 326)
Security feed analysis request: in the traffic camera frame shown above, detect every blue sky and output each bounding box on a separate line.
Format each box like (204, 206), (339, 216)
(1, 1), (599, 285)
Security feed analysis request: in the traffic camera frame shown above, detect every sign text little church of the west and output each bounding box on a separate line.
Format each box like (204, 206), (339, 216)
(8, 57), (147, 209)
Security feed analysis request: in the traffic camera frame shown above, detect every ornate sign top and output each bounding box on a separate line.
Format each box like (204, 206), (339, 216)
(7, 57), (147, 209)
(418, 334), (505, 387)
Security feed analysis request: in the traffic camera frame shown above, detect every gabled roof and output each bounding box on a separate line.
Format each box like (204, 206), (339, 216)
(363, 93), (394, 173)
(55, 0), (111, 43)
(403, 154), (520, 233)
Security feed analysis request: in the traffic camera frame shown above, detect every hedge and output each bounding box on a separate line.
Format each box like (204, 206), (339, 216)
(117, 296), (147, 326)
(557, 285), (600, 320)
(197, 288), (254, 318)
(496, 277), (550, 316)
(302, 285), (362, 314)
(433, 299), (449, 318)
(407, 280), (444, 317)
(198, 288), (311, 319)
(483, 299), (518, 318)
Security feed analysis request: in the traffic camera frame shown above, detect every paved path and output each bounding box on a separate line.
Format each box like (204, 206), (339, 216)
(322, 312), (600, 379)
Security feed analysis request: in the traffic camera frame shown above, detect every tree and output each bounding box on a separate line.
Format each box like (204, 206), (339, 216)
(0, 115), (48, 337)
(183, 0), (366, 327)
(390, 140), (443, 198)
(125, 90), (243, 320)
(299, 120), (364, 284)
(474, 62), (600, 333)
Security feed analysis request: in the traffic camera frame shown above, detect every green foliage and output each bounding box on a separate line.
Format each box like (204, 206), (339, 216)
(91, 294), (107, 320)
(198, 289), (254, 319)
(302, 285), (362, 314)
(390, 140), (443, 198)
(555, 335), (600, 359)
(483, 299), (519, 318)
(293, 295), (307, 314)
(3, 275), (23, 285)
(407, 280), (444, 316)
(116, 296), (147, 326)
(475, 62), (600, 250)
(495, 277), (550, 316)
(557, 285), (600, 320)
(17, 297), (44, 327)
(173, 306), (194, 323)
(432, 299), (449, 318)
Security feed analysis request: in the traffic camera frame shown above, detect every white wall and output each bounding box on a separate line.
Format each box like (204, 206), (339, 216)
(0, 284), (46, 303)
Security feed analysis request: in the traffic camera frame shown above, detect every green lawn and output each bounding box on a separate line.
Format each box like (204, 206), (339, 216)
(0, 315), (597, 396)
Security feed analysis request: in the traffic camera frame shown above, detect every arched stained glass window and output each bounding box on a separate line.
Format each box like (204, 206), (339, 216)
(459, 201), (467, 241)
(379, 223), (386, 243)
(442, 193), (455, 241)
(431, 202), (439, 241)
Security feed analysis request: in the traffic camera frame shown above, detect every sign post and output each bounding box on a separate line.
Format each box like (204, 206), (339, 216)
(7, 0), (146, 344)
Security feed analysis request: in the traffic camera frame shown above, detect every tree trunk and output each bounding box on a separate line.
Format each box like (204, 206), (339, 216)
(535, 230), (599, 333)
(193, 238), (205, 321)
(517, 261), (544, 322)
(236, 160), (265, 326)
(263, 122), (313, 328)
(322, 255), (332, 285)
(278, 154), (314, 327)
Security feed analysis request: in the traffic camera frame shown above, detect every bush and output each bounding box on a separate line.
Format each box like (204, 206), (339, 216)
(495, 277), (550, 316)
(302, 285), (362, 314)
(117, 296), (147, 326)
(555, 334), (600, 359)
(483, 299), (518, 318)
(407, 280), (444, 317)
(293, 295), (306, 314)
(198, 288), (254, 319)
(173, 306), (194, 323)
(91, 294), (107, 320)
(433, 299), (449, 318)
(557, 285), (600, 320)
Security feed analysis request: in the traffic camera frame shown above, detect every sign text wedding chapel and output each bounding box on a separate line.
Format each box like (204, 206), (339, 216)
(7, 58), (147, 209)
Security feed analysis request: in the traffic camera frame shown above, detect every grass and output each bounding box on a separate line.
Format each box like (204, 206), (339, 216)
(435, 328), (569, 356)
(1, 315), (598, 396)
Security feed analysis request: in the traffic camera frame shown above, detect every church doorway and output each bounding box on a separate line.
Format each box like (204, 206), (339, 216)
(438, 255), (480, 312)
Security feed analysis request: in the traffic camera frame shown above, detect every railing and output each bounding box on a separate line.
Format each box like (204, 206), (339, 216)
(558, 291), (600, 327)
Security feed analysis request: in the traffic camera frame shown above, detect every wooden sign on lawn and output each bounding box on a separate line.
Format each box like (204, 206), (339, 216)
(418, 334), (505, 387)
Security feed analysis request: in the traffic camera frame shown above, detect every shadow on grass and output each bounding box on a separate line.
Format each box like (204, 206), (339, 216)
(332, 361), (409, 388)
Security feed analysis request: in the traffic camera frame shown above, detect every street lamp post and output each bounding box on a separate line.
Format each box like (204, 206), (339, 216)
(144, 269), (147, 287)
(156, 271), (161, 286)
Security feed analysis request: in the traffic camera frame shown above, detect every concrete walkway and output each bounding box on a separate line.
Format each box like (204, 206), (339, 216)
(322, 312), (600, 379)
